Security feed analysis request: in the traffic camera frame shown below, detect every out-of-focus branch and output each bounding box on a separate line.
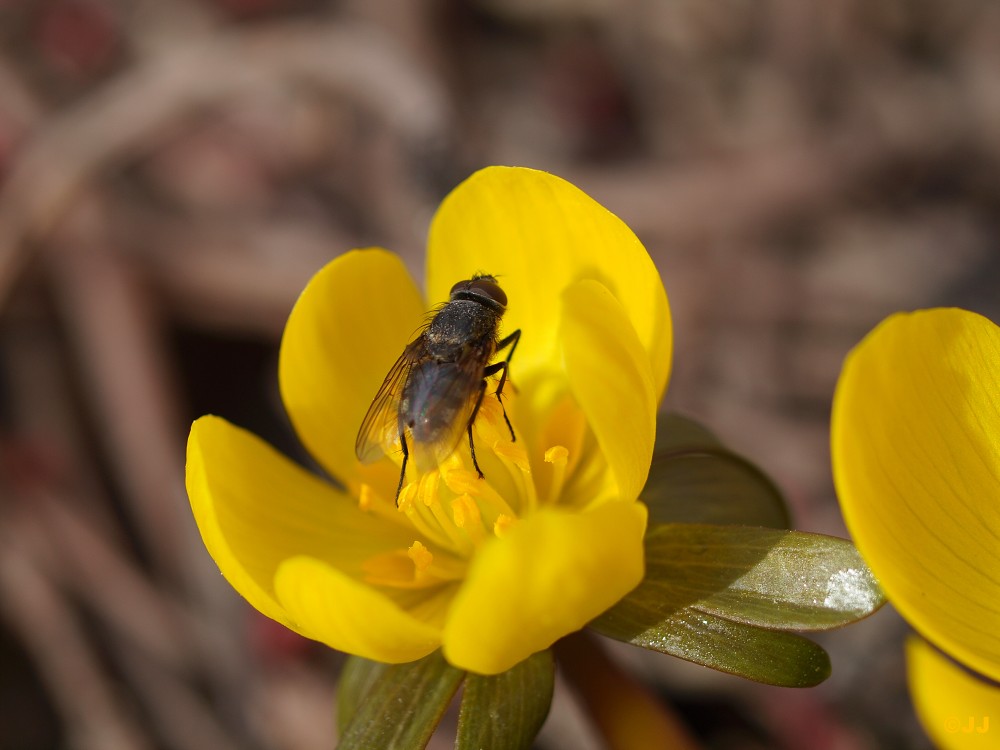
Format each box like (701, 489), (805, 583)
(130, 213), (355, 337)
(28, 489), (196, 672)
(0, 20), (450, 305)
(43, 195), (194, 586)
(0, 522), (154, 750)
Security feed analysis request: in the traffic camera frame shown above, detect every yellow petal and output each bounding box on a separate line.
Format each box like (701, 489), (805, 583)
(278, 249), (425, 489)
(442, 501), (648, 674)
(426, 166), (672, 400)
(561, 280), (657, 503)
(186, 416), (415, 632)
(274, 556), (441, 663)
(907, 636), (1000, 749)
(832, 308), (1000, 681)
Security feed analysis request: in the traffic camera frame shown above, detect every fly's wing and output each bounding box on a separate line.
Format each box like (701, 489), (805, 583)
(420, 340), (495, 468)
(354, 336), (427, 464)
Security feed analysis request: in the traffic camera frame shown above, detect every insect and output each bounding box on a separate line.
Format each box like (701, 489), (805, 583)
(355, 274), (521, 504)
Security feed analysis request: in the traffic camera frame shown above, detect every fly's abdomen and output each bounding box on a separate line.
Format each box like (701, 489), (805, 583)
(401, 361), (476, 446)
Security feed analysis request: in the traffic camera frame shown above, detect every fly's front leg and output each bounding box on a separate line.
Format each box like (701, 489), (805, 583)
(486, 328), (520, 441)
(493, 329), (520, 439)
(483, 360), (515, 442)
(497, 329), (521, 362)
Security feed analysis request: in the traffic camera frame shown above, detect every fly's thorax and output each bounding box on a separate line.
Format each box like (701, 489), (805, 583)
(426, 299), (502, 353)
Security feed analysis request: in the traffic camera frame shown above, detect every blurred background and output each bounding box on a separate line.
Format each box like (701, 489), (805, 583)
(1, 0), (998, 748)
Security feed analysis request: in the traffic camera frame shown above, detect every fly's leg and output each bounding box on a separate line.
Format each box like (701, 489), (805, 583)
(467, 379), (488, 478)
(497, 329), (521, 362)
(483, 360), (515, 442)
(488, 329), (520, 441)
(394, 430), (409, 506)
(467, 328), (520, 478)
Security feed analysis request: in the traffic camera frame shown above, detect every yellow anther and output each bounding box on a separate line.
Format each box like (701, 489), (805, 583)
(450, 494), (486, 546)
(451, 494), (481, 529)
(419, 470), (442, 507)
(397, 482), (417, 512)
(493, 440), (531, 473)
(493, 514), (516, 537)
(544, 445), (569, 464)
(442, 466), (484, 496)
(407, 540), (433, 572)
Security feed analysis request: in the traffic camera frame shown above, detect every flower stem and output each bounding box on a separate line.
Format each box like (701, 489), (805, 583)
(555, 631), (702, 750)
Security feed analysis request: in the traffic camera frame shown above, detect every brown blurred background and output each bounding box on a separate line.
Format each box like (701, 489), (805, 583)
(1, 1), (998, 748)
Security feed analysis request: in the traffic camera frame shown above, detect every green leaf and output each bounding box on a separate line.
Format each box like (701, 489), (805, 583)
(456, 650), (554, 750)
(590, 523), (886, 687)
(644, 413), (791, 528)
(654, 412), (724, 451)
(338, 650), (464, 750)
(642, 524), (886, 630)
(592, 599), (831, 687)
(337, 656), (389, 733)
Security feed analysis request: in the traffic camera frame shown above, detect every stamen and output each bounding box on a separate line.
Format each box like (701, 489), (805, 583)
(408, 540), (433, 572)
(493, 514), (515, 537)
(475, 396), (513, 445)
(398, 480), (454, 551)
(441, 465), (486, 496)
(376, 390), (540, 559)
(396, 466), (470, 555)
(397, 481), (417, 511)
(363, 544), (466, 588)
(489, 436), (537, 515)
(493, 439), (531, 473)
(544, 445), (569, 505)
(545, 445), (569, 463)
(354, 479), (415, 528)
(426, 483), (473, 554)
(451, 494), (487, 545)
(419, 470), (442, 507)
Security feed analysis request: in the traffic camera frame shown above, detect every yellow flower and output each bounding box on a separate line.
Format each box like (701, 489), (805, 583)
(186, 166), (672, 675)
(832, 308), (1000, 748)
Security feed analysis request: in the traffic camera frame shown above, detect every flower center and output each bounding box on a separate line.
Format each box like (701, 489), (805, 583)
(357, 394), (577, 589)
(399, 397), (531, 550)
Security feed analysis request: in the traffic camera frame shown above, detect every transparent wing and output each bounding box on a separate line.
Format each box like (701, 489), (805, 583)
(419, 340), (496, 468)
(354, 336), (427, 464)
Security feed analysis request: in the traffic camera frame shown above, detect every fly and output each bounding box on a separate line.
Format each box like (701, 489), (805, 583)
(355, 274), (520, 504)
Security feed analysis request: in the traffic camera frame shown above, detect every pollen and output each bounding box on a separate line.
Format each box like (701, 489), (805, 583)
(407, 540), (433, 572)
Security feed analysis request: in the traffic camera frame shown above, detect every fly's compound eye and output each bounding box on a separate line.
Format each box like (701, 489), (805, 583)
(468, 279), (506, 307)
(450, 276), (507, 308)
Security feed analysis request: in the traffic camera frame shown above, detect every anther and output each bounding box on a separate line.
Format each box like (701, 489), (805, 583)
(407, 541), (433, 572)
